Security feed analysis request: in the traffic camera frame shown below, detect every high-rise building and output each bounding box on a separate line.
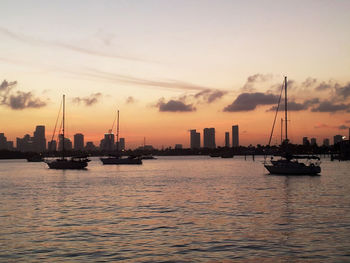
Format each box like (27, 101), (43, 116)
(85, 142), (96, 151)
(0, 133), (7, 150)
(232, 125), (239, 147)
(175, 144), (183, 149)
(119, 138), (125, 151)
(225, 132), (230, 147)
(334, 135), (343, 145)
(74, 133), (84, 151)
(310, 138), (317, 146)
(100, 133), (115, 151)
(190, 129), (200, 149)
(303, 137), (310, 146)
(323, 138), (330, 147)
(58, 134), (72, 151)
(48, 140), (57, 151)
(16, 134), (33, 152)
(203, 128), (216, 149)
(33, 125), (46, 152)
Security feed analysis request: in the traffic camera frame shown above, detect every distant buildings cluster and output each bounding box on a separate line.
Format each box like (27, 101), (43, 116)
(1, 125), (350, 153)
(0, 125), (126, 153)
(190, 125), (239, 149)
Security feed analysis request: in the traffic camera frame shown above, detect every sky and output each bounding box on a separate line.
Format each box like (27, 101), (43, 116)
(1, 0), (350, 148)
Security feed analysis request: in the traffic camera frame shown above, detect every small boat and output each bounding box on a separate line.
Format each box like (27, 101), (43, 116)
(27, 154), (44, 162)
(220, 152), (234, 158)
(100, 110), (143, 165)
(264, 76), (321, 175)
(265, 154), (321, 175)
(45, 95), (90, 169)
(101, 155), (142, 165)
(46, 156), (90, 169)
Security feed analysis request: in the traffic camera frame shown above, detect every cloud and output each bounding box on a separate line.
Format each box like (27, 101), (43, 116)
(193, 89), (227, 103)
(314, 123), (330, 129)
(72, 93), (102, 106)
(0, 26), (149, 62)
(242, 73), (273, 91)
(0, 80), (47, 110)
(267, 98), (319, 112)
(6, 91), (46, 109)
(338, 125), (349, 130)
(156, 98), (195, 112)
(311, 100), (350, 112)
(336, 82), (350, 99)
(126, 96), (135, 104)
(223, 92), (278, 112)
(302, 77), (317, 88)
(315, 81), (334, 91)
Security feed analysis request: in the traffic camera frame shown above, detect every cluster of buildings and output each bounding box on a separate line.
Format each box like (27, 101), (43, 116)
(0, 125), (126, 153)
(302, 131), (349, 147)
(190, 125), (239, 149)
(1, 125), (350, 153)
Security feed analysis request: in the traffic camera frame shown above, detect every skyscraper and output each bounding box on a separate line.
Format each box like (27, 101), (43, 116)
(203, 128), (216, 149)
(303, 137), (310, 146)
(323, 138), (330, 147)
(334, 135), (343, 145)
(48, 140), (57, 151)
(119, 138), (125, 151)
(100, 133), (115, 151)
(232, 125), (239, 147)
(74, 133), (84, 151)
(58, 134), (72, 151)
(225, 132), (230, 147)
(33, 125), (46, 152)
(190, 129), (200, 149)
(310, 138), (317, 146)
(0, 133), (7, 150)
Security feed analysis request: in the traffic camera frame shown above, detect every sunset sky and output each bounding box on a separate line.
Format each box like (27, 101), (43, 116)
(1, 0), (350, 148)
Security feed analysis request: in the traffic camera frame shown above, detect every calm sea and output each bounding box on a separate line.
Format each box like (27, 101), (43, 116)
(0, 156), (350, 262)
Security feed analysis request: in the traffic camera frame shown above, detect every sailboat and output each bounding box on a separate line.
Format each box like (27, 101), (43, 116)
(264, 76), (321, 175)
(100, 110), (142, 165)
(45, 95), (90, 169)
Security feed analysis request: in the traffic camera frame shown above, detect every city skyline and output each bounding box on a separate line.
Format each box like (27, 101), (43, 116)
(1, 1), (350, 148)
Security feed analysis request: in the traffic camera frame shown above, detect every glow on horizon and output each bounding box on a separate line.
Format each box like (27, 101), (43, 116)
(1, 0), (350, 148)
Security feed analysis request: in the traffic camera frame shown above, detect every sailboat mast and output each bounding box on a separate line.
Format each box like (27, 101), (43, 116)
(62, 94), (65, 159)
(284, 76), (288, 142)
(116, 110), (119, 150)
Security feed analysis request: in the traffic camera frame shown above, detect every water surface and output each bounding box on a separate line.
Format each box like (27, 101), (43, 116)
(1, 156), (349, 262)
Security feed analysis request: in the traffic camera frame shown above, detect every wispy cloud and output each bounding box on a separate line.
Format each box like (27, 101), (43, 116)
(0, 26), (149, 62)
(72, 93), (102, 106)
(193, 89), (227, 103)
(126, 96), (135, 104)
(242, 74), (273, 92)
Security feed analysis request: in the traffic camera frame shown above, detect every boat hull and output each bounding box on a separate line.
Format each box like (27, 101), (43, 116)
(46, 159), (88, 169)
(264, 164), (321, 175)
(100, 157), (142, 165)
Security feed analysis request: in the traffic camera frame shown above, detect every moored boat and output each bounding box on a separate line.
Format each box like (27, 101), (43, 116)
(264, 76), (321, 175)
(45, 95), (90, 170)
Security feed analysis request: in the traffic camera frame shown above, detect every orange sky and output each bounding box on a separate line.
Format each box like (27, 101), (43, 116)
(1, 1), (350, 148)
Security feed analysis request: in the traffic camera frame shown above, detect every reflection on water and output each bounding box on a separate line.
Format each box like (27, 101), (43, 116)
(0, 156), (350, 262)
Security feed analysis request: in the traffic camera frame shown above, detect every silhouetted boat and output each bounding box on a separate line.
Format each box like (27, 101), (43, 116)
(45, 95), (90, 169)
(100, 110), (143, 165)
(264, 77), (321, 175)
(220, 152), (234, 158)
(27, 154), (44, 162)
(101, 154), (142, 165)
